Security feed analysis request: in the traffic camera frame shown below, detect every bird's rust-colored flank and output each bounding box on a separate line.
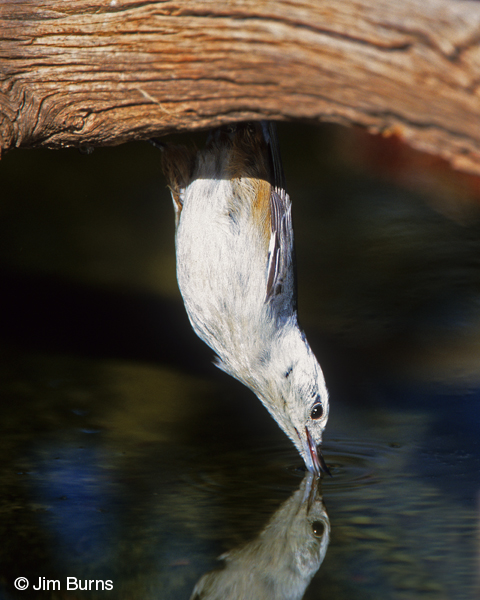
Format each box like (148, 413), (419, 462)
(251, 177), (273, 247)
(227, 123), (275, 248)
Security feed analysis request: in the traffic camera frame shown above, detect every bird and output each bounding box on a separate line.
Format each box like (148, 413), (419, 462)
(190, 472), (330, 599)
(156, 121), (330, 475)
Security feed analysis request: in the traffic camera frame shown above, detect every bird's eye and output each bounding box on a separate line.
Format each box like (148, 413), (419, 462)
(311, 521), (325, 538)
(310, 402), (323, 420)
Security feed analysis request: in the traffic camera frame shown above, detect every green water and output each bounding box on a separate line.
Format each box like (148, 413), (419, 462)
(0, 124), (479, 599)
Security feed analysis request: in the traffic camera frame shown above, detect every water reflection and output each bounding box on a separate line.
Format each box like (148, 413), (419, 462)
(190, 474), (329, 600)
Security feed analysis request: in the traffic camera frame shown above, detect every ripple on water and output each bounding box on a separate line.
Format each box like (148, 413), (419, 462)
(322, 437), (406, 493)
(182, 436), (406, 498)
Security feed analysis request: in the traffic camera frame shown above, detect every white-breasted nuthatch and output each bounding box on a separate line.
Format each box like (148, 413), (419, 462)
(156, 121), (330, 475)
(190, 473), (330, 599)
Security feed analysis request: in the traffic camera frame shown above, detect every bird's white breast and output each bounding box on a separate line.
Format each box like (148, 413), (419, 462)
(175, 177), (274, 366)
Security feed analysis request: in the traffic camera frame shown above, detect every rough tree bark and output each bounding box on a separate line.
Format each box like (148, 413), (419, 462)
(1, 0), (480, 174)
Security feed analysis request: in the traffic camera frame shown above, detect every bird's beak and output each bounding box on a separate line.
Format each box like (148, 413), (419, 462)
(305, 427), (331, 477)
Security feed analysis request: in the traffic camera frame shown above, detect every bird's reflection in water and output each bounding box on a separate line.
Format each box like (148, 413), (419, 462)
(190, 473), (330, 600)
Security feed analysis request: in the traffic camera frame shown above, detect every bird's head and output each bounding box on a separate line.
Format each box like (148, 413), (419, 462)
(248, 325), (330, 476)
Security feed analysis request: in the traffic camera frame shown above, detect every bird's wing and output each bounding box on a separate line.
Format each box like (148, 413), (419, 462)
(265, 187), (296, 316)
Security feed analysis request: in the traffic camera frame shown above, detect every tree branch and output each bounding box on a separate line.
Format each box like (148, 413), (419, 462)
(1, 0), (480, 173)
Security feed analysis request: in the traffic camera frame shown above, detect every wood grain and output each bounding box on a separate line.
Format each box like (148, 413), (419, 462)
(1, 0), (480, 173)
